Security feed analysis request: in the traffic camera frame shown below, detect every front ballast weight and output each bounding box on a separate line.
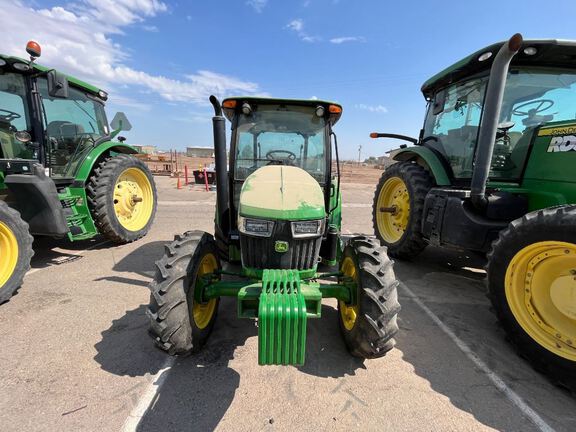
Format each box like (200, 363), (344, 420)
(148, 232), (399, 366)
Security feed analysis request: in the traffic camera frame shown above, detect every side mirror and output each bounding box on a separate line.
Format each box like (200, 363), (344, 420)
(432, 90), (446, 115)
(110, 112), (132, 131)
(47, 70), (69, 98)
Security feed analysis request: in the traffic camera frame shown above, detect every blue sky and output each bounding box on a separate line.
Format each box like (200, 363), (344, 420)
(3, 0), (576, 159)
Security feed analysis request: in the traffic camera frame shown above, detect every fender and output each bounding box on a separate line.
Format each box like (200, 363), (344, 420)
(73, 141), (138, 185)
(392, 147), (451, 186)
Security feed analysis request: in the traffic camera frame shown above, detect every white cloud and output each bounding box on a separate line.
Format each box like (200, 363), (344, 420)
(330, 36), (366, 44)
(246, 0), (268, 13)
(1, 0), (261, 107)
(355, 104), (388, 113)
(142, 25), (159, 32)
(285, 18), (321, 43)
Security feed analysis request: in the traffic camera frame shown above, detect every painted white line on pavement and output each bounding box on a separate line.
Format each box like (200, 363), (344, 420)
(400, 283), (555, 432)
(25, 240), (110, 276)
(158, 200), (216, 206)
(341, 203), (371, 208)
(158, 201), (372, 208)
(121, 356), (176, 432)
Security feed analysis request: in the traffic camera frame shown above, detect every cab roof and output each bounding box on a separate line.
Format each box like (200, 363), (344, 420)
(221, 96), (343, 125)
(0, 53), (104, 97)
(421, 39), (576, 99)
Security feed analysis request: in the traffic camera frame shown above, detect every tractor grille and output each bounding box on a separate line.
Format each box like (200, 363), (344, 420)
(240, 220), (322, 270)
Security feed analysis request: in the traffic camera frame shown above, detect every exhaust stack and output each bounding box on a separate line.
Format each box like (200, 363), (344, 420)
(470, 33), (523, 210)
(209, 95), (230, 233)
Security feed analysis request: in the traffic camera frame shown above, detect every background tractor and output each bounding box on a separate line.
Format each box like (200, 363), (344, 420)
(371, 33), (576, 390)
(0, 42), (157, 303)
(147, 96), (400, 365)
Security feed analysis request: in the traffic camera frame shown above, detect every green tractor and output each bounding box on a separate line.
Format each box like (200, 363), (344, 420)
(0, 41), (157, 303)
(147, 96), (400, 365)
(371, 33), (576, 389)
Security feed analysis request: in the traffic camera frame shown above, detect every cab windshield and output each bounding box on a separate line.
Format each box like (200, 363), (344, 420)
(38, 78), (109, 177)
(234, 105), (327, 184)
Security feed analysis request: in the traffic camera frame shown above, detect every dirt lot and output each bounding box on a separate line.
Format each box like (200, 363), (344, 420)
(0, 176), (574, 432)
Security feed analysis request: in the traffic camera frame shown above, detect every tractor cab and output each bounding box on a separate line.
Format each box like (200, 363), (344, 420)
(0, 42), (131, 182)
(420, 47), (576, 184)
(218, 97), (343, 264)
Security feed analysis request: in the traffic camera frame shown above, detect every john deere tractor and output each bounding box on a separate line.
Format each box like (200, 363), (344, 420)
(147, 96), (400, 365)
(371, 34), (576, 389)
(0, 41), (157, 303)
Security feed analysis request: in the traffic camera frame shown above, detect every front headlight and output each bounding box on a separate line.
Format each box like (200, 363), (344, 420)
(291, 219), (324, 238)
(238, 216), (274, 237)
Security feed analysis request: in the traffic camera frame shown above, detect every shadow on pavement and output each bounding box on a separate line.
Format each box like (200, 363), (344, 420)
(30, 235), (111, 270)
(93, 240), (170, 286)
(393, 246), (542, 432)
(94, 295), (366, 431)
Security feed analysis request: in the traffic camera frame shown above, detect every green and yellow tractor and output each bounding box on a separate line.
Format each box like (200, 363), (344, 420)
(148, 96), (400, 365)
(0, 41), (157, 303)
(371, 34), (576, 389)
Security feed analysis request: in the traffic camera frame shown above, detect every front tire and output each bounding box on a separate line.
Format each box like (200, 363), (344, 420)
(0, 201), (33, 304)
(372, 162), (433, 259)
(487, 206), (576, 391)
(147, 231), (221, 355)
(87, 154), (157, 244)
(338, 236), (400, 358)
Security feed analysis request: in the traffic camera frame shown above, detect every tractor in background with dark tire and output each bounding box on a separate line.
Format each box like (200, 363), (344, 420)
(147, 96), (400, 365)
(0, 41), (157, 304)
(371, 34), (576, 391)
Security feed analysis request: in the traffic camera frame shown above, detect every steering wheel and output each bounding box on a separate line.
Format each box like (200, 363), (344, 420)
(512, 99), (554, 116)
(0, 109), (21, 123)
(266, 150), (297, 161)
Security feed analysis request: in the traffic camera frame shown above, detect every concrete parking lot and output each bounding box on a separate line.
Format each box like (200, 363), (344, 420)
(0, 176), (574, 432)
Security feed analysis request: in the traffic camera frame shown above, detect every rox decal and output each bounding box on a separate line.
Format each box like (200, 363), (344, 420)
(547, 135), (576, 153)
(538, 125), (576, 152)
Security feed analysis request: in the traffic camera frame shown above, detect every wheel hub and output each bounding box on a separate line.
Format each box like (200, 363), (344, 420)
(506, 241), (576, 360)
(376, 177), (410, 243)
(0, 221), (19, 288)
(113, 167), (154, 232)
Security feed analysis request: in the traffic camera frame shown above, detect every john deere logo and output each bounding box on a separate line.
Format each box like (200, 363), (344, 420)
(275, 241), (289, 253)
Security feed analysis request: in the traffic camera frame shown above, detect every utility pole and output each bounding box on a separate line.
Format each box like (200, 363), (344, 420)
(358, 144), (362, 165)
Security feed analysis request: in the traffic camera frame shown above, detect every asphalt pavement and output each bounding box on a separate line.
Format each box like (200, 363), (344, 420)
(0, 177), (574, 432)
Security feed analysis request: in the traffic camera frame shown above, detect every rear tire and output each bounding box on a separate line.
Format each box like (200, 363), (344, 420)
(372, 162), (433, 259)
(147, 231), (221, 355)
(487, 206), (576, 391)
(0, 201), (33, 304)
(338, 236), (400, 358)
(87, 154), (157, 244)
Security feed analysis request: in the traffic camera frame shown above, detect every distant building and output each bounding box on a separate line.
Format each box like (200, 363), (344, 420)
(186, 146), (214, 158)
(133, 145), (157, 155)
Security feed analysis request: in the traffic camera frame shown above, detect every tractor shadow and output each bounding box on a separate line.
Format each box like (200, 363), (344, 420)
(391, 246), (570, 431)
(94, 298), (365, 431)
(93, 240), (171, 288)
(30, 235), (112, 271)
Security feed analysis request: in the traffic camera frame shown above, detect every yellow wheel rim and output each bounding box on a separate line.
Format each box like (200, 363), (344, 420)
(375, 176), (410, 244)
(339, 256), (359, 331)
(113, 167), (154, 232)
(0, 221), (19, 288)
(192, 253), (218, 330)
(505, 241), (576, 361)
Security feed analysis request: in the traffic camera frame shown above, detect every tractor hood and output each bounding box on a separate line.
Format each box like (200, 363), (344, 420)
(239, 165), (326, 220)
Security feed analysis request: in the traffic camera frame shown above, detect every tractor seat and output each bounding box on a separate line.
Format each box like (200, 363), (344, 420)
(47, 121), (85, 140)
(509, 127), (536, 172)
